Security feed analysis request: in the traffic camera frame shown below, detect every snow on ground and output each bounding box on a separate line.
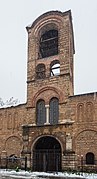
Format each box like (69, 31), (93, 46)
(0, 169), (97, 179)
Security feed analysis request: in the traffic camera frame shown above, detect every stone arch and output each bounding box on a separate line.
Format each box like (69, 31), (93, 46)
(5, 136), (23, 157)
(27, 11), (64, 60)
(77, 103), (84, 122)
(75, 130), (97, 157)
(36, 63), (46, 79)
(13, 112), (18, 129)
(27, 11), (64, 31)
(7, 113), (12, 129)
(31, 134), (63, 155)
(31, 135), (62, 171)
(31, 12), (63, 37)
(49, 97), (59, 124)
(32, 86), (63, 107)
(36, 99), (46, 125)
(50, 60), (60, 76)
(39, 28), (58, 59)
(86, 102), (94, 121)
(34, 21), (61, 60)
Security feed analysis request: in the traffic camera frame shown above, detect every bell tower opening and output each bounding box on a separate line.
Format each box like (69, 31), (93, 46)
(33, 136), (61, 172)
(26, 10), (75, 107)
(39, 29), (58, 59)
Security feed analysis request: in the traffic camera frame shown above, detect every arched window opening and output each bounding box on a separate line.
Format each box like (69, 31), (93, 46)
(86, 152), (95, 165)
(39, 29), (58, 58)
(36, 100), (46, 125)
(49, 97), (59, 125)
(36, 64), (46, 79)
(50, 61), (60, 76)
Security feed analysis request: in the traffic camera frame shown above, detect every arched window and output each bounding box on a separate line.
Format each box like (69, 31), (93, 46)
(36, 100), (46, 125)
(39, 29), (58, 58)
(50, 60), (60, 76)
(86, 152), (95, 165)
(36, 64), (46, 79)
(49, 97), (59, 125)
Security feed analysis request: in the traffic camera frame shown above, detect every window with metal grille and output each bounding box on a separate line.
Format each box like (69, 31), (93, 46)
(36, 100), (46, 125)
(39, 29), (58, 58)
(36, 64), (46, 79)
(50, 60), (60, 76)
(49, 97), (59, 125)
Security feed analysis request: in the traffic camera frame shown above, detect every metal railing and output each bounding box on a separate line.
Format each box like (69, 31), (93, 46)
(0, 156), (27, 170)
(0, 156), (97, 172)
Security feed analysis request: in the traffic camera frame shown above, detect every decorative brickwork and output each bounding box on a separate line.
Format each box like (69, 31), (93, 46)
(0, 10), (97, 171)
(77, 103), (84, 122)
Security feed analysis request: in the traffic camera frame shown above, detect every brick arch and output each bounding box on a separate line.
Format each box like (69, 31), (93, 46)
(38, 23), (58, 39)
(85, 101), (94, 121)
(50, 59), (60, 67)
(26, 11), (66, 61)
(31, 134), (62, 171)
(36, 63), (46, 79)
(31, 134), (63, 154)
(32, 86), (64, 107)
(27, 10), (64, 35)
(31, 17), (62, 61)
(32, 13), (63, 37)
(5, 136), (23, 157)
(75, 129), (97, 139)
(75, 130), (97, 156)
(27, 11), (64, 29)
(77, 103), (84, 122)
(33, 19), (62, 60)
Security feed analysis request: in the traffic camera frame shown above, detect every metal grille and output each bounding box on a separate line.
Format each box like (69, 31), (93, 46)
(33, 149), (61, 172)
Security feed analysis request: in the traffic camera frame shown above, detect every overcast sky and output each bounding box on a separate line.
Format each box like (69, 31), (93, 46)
(0, 0), (97, 103)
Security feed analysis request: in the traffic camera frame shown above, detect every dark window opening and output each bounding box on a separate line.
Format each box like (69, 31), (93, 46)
(49, 97), (59, 125)
(39, 29), (58, 58)
(50, 60), (60, 76)
(86, 152), (95, 165)
(36, 64), (46, 79)
(36, 100), (46, 125)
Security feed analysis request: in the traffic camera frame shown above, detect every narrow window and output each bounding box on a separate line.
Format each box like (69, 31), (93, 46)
(36, 100), (46, 125)
(39, 29), (58, 58)
(86, 152), (94, 165)
(49, 97), (59, 125)
(36, 64), (46, 79)
(50, 60), (60, 76)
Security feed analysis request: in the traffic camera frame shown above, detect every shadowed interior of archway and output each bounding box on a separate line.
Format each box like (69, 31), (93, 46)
(33, 136), (61, 172)
(35, 136), (61, 149)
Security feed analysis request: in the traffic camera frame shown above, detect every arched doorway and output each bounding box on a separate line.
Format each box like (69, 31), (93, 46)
(86, 152), (95, 165)
(33, 136), (61, 171)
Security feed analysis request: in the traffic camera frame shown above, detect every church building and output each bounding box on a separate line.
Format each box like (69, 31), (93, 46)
(0, 10), (97, 171)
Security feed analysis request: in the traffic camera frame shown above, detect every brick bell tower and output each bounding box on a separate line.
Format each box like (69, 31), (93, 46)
(26, 10), (75, 108)
(22, 10), (75, 171)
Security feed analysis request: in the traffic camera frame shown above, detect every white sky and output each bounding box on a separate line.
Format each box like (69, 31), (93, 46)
(0, 0), (97, 103)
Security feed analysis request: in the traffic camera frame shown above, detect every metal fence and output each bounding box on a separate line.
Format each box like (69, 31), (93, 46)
(0, 157), (97, 172)
(63, 158), (97, 173)
(0, 156), (27, 170)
